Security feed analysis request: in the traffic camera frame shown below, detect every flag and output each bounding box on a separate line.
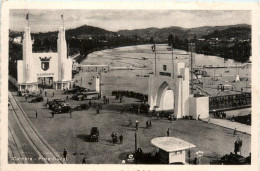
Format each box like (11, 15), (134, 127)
(151, 44), (156, 52)
(26, 13), (29, 20)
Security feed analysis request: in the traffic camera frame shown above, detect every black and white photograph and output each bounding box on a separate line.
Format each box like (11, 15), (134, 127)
(1, 1), (259, 170)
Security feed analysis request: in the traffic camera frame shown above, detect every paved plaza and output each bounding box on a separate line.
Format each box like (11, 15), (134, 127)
(9, 87), (251, 164)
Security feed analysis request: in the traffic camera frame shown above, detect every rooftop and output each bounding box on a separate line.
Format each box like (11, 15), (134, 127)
(151, 137), (196, 152)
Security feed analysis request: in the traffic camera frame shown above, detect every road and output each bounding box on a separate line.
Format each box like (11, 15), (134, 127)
(8, 91), (65, 164)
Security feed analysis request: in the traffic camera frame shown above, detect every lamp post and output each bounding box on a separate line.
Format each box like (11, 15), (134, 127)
(135, 131), (137, 164)
(196, 151), (204, 165)
(98, 71), (102, 98)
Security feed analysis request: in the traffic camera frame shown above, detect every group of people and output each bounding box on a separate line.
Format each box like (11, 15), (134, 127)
(111, 132), (123, 144)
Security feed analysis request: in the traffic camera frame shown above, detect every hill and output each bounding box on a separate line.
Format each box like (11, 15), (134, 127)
(118, 24), (251, 41)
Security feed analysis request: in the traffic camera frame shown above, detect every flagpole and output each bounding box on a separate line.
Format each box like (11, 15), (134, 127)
(155, 44), (157, 76)
(172, 46), (174, 79)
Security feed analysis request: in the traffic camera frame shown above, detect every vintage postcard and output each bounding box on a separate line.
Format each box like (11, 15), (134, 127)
(1, 1), (259, 171)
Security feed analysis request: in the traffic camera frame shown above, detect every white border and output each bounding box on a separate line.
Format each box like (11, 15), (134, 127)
(1, 1), (259, 171)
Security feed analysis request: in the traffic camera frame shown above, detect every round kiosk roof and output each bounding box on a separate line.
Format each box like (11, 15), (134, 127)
(151, 137), (196, 152)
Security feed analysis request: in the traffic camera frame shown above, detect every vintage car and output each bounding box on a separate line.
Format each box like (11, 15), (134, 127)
(220, 153), (246, 165)
(73, 104), (89, 111)
(30, 96), (44, 103)
(52, 106), (73, 114)
(90, 127), (99, 142)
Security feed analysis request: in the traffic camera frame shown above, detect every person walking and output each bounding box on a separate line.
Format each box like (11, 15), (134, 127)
(25, 96), (27, 102)
(45, 91), (47, 97)
(82, 157), (86, 164)
(115, 134), (118, 144)
(35, 110), (38, 118)
(52, 92), (54, 97)
(52, 112), (54, 118)
(233, 128), (237, 137)
(149, 120), (152, 127)
(146, 121), (149, 128)
(167, 128), (171, 137)
(119, 134), (123, 144)
(135, 120), (139, 130)
(63, 149), (67, 161)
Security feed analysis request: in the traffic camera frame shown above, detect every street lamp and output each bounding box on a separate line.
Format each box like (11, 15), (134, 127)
(196, 151), (204, 165)
(135, 131), (137, 164)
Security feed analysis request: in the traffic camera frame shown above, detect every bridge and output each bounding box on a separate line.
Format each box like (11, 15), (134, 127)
(209, 93), (251, 112)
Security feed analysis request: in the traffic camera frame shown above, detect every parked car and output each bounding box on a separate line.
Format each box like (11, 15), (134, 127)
(52, 106), (73, 114)
(221, 153), (246, 165)
(74, 104), (89, 111)
(90, 127), (99, 142)
(72, 92), (99, 101)
(30, 96), (44, 103)
(47, 99), (65, 109)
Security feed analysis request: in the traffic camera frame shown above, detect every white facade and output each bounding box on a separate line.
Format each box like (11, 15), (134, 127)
(17, 26), (73, 91)
(189, 95), (209, 119)
(148, 50), (209, 119)
(148, 58), (190, 118)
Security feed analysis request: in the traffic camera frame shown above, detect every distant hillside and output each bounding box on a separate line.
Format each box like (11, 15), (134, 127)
(24, 25), (115, 39)
(118, 24), (251, 41)
(202, 26), (251, 40)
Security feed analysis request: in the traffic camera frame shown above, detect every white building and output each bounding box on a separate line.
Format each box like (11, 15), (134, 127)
(17, 26), (73, 91)
(148, 45), (209, 119)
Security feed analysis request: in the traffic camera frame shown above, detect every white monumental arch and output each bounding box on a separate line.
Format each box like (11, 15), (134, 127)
(148, 45), (209, 119)
(17, 26), (73, 91)
(148, 55), (190, 119)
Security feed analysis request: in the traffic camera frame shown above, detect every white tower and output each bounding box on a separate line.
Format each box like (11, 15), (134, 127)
(23, 27), (34, 83)
(57, 26), (67, 81)
(54, 26), (73, 89)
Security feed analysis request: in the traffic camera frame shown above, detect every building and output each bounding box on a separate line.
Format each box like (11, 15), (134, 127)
(148, 44), (209, 119)
(151, 137), (196, 164)
(17, 26), (73, 91)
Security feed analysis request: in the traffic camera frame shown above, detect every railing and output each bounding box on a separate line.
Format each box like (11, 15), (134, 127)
(209, 93), (251, 111)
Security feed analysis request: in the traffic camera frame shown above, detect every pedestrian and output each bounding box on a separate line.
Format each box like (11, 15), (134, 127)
(167, 128), (171, 137)
(63, 149), (67, 161)
(146, 121), (149, 128)
(25, 96), (27, 101)
(70, 110), (72, 118)
(45, 91), (47, 97)
(115, 134), (118, 144)
(157, 113), (159, 120)
(52, 92), (54, 97)
(119, 134), (123, 144)
(82, 157), (86, 164)
(128, 119), (132, 127)
(66, 96), (69, 100)
(111, 132), (115, 143)
(233, 128), (237, 137)
(135, 120), (139, 130)
(89, 100), (92, 106)
(149, 120), (152, 127)
(35, 110), (38, 118)
(96, 109), (100, 114)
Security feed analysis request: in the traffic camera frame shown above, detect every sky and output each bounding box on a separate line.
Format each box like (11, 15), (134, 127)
(9, 10), (251, 33)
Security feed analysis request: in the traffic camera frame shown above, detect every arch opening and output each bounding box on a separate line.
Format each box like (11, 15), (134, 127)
(156, 81), (174, 111)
